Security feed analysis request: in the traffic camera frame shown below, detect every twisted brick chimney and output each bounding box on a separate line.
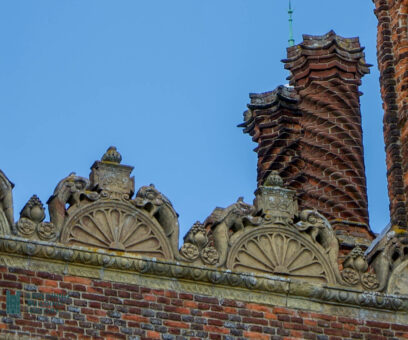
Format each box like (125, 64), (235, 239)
(240, 85), (302, 186)
(241, 31), (375, 249)
(373, 0), (408, 229)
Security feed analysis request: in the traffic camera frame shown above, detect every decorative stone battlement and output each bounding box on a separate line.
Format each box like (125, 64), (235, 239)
(0, 147), (407, 301)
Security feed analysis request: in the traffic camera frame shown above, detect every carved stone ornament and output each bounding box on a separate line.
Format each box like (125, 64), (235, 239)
(341, 246), (380, 290)
(16, 218), (36, 237)
(184, 221), (208, 249)
(388, 258), (408, 295)
(368, 228), (408, 293)
(20, 195), (45, 224)
(201, 246), (219, 265)
(60, 200), (173, 259)
(0, 170), (14, 235)
(15, 195), (58, 242)
(37, 222), (58, 241)
(133, 184), (181, 259)
(90, 147), (135, 201)
(341, 268), (359, 285)
(180, 221), (221, 265)
(226, 226), (337, 284)
(47, 172), (98, 231)
(180, 242), (199, 260)
(1, 147), (407, 294)
(254, 171), (298, 225)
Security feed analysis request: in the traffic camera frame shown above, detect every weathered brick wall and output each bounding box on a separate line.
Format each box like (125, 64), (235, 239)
(373, 0), (408, 228)
(0, 266), (407, 340)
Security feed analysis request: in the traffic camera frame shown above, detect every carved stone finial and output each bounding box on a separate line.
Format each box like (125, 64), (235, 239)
(254, 172), (297, 225)
(101, 146), (122, 164)
(264, 171), (284, 187)
(182, 221), (208, 254)
(16, 195), (57, 242)
(20, 195), (45, 223)
(90, 148), (134, 200)
(341, 245), (380, 290)
(181, 221), (220, 265)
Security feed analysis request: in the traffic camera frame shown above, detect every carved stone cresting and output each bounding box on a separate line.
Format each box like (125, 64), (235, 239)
(0, 170), (14, 235)
(180, 172), (342, 285)
(1, 149), (407, 294)
(51, 147), (176, 259)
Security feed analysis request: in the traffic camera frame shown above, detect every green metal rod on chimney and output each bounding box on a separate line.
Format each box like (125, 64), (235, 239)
(288, 0), (295, 47)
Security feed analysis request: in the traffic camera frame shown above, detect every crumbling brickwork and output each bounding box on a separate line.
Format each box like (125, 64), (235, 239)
(0, 266), (407, 340)
(373, 0), (408, 228)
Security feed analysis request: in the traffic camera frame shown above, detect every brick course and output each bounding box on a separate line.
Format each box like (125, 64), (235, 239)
(0, 266), (406, 339)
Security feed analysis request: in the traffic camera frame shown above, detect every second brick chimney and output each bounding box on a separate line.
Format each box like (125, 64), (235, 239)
(241, 31), (375, 250)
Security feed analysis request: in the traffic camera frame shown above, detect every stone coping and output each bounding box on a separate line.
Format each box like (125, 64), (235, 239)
(0, 235), (407, 319)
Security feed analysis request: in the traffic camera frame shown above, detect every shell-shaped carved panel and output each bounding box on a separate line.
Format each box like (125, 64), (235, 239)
(387, 259), (408, 295)
(60, 201), (173, 259)
(227, 226), (336, 284)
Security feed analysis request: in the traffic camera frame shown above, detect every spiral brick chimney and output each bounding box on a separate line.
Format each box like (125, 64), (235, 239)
(372, 0), (408, 229)
(241, 31), (375, 249)
(240, 85), (302, 186)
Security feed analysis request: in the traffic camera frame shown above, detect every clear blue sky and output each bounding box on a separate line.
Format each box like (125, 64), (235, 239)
(0, 1), (387, 241)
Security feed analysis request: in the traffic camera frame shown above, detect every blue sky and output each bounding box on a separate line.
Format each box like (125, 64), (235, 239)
(0, 1), (387, 240)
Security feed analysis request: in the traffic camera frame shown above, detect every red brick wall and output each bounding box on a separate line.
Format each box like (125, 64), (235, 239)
(373, 0), (408, 228)
(0, 265), (407, 340)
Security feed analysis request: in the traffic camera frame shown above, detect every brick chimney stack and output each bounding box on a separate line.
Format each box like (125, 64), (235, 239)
(240, 85), (302, 186)
(373, 0), (408, 229)
(241, 31), (375, 249)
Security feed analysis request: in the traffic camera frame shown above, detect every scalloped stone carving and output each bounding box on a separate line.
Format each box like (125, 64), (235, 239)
(387, 259), (408, 295)
(60, 201), (173, 259)
(226, 227), (336, 284)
